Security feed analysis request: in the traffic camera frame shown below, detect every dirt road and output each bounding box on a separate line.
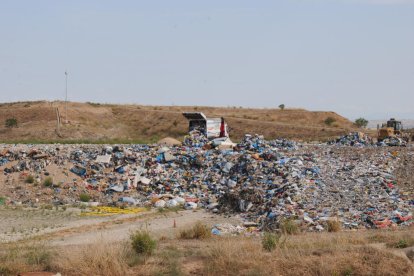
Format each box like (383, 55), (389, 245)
(0, 207), (240, 246)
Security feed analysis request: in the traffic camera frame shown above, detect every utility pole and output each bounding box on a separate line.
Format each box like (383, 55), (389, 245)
(65, 70), (68, 123)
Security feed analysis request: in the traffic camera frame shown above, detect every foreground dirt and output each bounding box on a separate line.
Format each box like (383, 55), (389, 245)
(0, 208), (240, 245)
(0, 101), (357, 142)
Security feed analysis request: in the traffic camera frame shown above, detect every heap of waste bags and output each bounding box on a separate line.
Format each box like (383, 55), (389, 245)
(378, 137), (407, 147)
(331, 132), (407, 147)
(330, 132), (373, 147)
(0, 132), (412, 232)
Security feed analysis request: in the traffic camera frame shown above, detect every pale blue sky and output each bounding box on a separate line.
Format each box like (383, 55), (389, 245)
(1, 0), (413, 120)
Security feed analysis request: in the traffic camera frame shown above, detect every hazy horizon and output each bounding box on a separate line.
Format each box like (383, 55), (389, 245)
(1, 1), (413, 120)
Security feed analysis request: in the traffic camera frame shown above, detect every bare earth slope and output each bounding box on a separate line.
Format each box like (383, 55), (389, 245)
(0, 101), (356, 143)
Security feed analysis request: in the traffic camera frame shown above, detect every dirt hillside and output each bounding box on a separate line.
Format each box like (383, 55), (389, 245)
(0, 101), (356, 143)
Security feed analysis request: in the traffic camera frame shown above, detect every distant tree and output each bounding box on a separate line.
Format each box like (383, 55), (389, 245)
(279, 104), (285, 110)
(5, 118), (18, 128)
(355, 118), (368, 128)
(324, 117), (336, 126)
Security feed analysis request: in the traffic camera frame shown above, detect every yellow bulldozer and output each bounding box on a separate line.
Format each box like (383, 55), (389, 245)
(377, 118), (409, 142)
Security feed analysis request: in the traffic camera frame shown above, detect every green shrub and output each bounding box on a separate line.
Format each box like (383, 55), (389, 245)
(25, 175), (34, 184)
(355, 118), (369, 128)
(43, 177), (53, 187)
(279, 104), (285, 110)
(280, 218), (299, 235)
(179, 221), (211, 240)
(130, 230), (157, 255)
(262, 232), (282, 252)
(0, 197), (5, 205)
(324, 117), (336, 126)
(79, 193), (91, 202)
(5, 118), (18, 128)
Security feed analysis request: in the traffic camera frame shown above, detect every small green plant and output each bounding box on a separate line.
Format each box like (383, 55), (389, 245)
(389, 239), (409, 249)
(0, 197), (5, 205)
(324, 117), (336, 126)
(130, 230), (157, 255)
(79, 193), (91, 202)
(25, 175), (34, 184)
(0, 265), (13, 275)
(279, 104), (285, 110)
(43, 177), (53, 187)
(25, 244), (51, 266)
(279, 218), (299, 235)
(262, 232), (282, 252)
(341, 266), (354, 276)
(5, 118), (18, 128)
(179, 221), (211, 239)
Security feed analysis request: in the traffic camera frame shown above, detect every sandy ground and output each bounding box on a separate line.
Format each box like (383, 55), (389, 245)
(49, 210), (240, 247)
(0, 207), (241, 246)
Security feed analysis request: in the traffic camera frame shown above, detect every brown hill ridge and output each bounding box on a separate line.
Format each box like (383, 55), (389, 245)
(0, 101), (356, 143)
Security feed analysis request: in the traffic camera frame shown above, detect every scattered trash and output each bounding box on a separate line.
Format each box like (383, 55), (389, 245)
(0, 131), (412, 232)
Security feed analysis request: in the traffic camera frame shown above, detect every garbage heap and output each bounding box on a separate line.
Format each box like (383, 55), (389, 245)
(330, 132), (373, 147)
(330, 132), (407, 147)
(0, 133), (412, 232)
(378, 137), (407, 147)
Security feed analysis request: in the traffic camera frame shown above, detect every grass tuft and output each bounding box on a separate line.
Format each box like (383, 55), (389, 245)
(280, 218), (299, 235)
(79, 193), (91, 202)
(262, 232), (283, 252)
(43, 177), (53, 187)
(130, 230), (157, 255)
(179, 221), (211, 240)
(326, 219), (342, 232)
(25, 175), (34, 184)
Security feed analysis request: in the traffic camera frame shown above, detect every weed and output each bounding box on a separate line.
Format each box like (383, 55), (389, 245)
(0, 265), (14, 275)
(79, 193), (91, 202)
(262, 232), (282, 252)
(179, 221), (211, 240)
(388, 239), (408, 249)
(324, 117), (336, 126)
(5, 118), (18, 128)
(341, 266), (354, 276)
(25, 245), (51, 267)
(43, 177), (53, 187)
(130, 230), (157, 255)
(25, 175), (34, 184)
(326, 220), (342, 232)
(279, 218), (299, 235)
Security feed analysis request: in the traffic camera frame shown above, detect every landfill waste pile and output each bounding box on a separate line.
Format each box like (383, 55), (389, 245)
(378, 137), (407, 147)
(331, 132), (407, 147)
(0, 133), (412, 232)
(330, 132), (373, 147)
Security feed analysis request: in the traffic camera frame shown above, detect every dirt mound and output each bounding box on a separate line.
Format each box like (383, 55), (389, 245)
(0, 101), (357, 143)
(158, 137), (182, 146)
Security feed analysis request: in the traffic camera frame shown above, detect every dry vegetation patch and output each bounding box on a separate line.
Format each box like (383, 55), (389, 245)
(1, 228), (413, 275)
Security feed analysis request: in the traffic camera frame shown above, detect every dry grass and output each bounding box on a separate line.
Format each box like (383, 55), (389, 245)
(0, 242), (53, 275)
(179, 221), (212, 240)
(50, 241), (131, 276)
(204, 237), (413, 276)
(0, 101), (357, 143)
(326, 219), (342, 232)
(1, 228), (413, 275)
